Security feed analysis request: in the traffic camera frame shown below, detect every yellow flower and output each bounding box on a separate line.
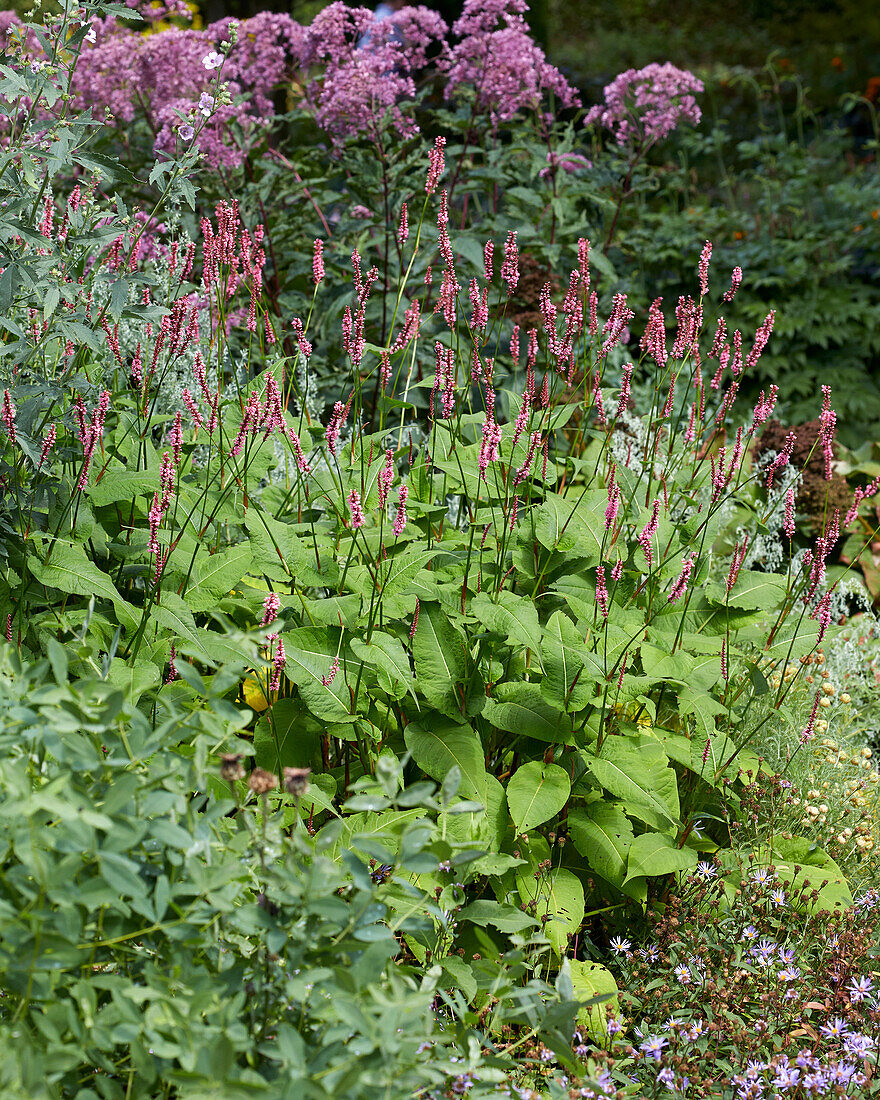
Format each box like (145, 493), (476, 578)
(243, 675), (275, 712)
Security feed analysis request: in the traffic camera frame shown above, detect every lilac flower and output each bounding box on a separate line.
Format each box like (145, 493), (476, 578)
(672, 964), (691, 984)
(741, 925), (759, 942)
(779, 966), (801, 982)
(198, 92), (215, 116)
(202, 49), (223, 69)
(772, 1066), (800, 1090)
(585, 62), (703, 147)
(819, 1017), (849, 1039)
(695, 861), (716, 878)
(843, 1032), (875, 1057)
(846, 975), (874, 1003)
(178, 123), (194, 141)
(443, 0), (579, 126)
(640, 1035), (668, 1061)
(657, 1067), (676, 1088)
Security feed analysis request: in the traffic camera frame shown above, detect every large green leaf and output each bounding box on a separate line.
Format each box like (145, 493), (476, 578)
(541, 610), (595, 712)
(707, 570), (787, 611)
(568, 959), (619, 1042)
(506, 761), (570, 834)
(585, 734), (680, 827)
(412, 602), (466, 717)
(471, 590), (540, 649)
(535, 492), (603, 564)
(516, 864), (584, 957)
(623, 832), (698, 884)
(88, 468), (159, 506)
(403, 716), (486, 801)
(567, 804), (634, 890)
(283, 627), (359, 723)
(184, 544), (253, 612)
(351, 631), (417, 704)
(483, 682), (569, 743)
(28, 543), (121, 605)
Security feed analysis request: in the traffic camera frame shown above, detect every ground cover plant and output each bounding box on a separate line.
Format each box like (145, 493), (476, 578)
(0, 1), (878, 1097)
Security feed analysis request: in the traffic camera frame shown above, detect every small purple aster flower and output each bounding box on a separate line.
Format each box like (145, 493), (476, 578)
(819, 1017), (849, 1040)
(847, 975), (874, 1003)
(609, 936), (631, 955)
(640, 1035), (667, 1061)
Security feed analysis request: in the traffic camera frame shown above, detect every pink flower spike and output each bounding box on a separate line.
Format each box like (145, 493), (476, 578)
(668, 550), (698, 603)
(637, 499), (661, 569)
(595, 565), (609, 621)
(348, 489), (366, 530)
(378, 449), (394, 509)
(397, 203), (409, 245)
(2, 389), (16, 445)
(392, 484), (409, 537)
(270, 638), (286, 694)
(483, 239), (494, 283)
(321, 655), (340, 688)
(261, 593), (280, 629)
(426, 136), (446, 194)
(38, 424), (56, 469)
(723, 266), (743, 302)
(501, 230), (519, 295)
(611, 559), (623, 581)
(783, 487), (796, 538)
(698, 240), (712, 297)
(801, 689), (821, 743)
(312, 239), (325, 285)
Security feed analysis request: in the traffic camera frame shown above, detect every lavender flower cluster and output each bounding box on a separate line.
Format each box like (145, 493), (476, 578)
(585, 62), (704, 147)
(3, 0), (580, 165)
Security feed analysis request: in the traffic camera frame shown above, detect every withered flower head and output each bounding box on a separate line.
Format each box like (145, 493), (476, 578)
(220, 753), (245, 782)
(283, 766), (311, 798)
(248, 767), (278, 794)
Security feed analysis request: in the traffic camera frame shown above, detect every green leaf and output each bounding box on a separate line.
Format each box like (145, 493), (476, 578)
(403, 716), (486, 801)
(585, 734), (680, 827)
(28, 544), (121, 605)
(535, 492), (603, 564)
(185, 544), (253, 612)
(87, 468), (159, 507)
(471, 590), (540, 648)
(568, 959), (619, 1042)
(351, 631), (418, 704)
(412, 602), (466, 717)
(105, 658), (161, 703)
(541, 610), (595, 712)
(283, 628), (359, 723)
(458, 899), (539, 933)
(567, 804), (634, 890)
(516, 864), (584, 957)
(623, 833), (698, 884)
(506, 761), (570, 833)
(483, 681), (568, 743)
(707, 570), (787, 610)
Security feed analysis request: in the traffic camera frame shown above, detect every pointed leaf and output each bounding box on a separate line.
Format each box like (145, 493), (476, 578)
(507, 761), (570, 834)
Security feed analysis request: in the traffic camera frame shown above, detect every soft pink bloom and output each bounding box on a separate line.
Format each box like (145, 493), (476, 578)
(1, 390), (16, 445)
(377, 449), (394, 509)
(426, 135), (446, 194)
(501, 230), (519, 295)
(38, 425), (56, 469)
(585, 62), (703, 147)
(261, 593), (280, 628)
(668, 551), (697, 603)
(392, 484), (408, 536)
(723, 266), (743, 302)
(483, 239), (494, 283)
(637, 500), (661, 569)
(270, 637), (286, 693)
(615, 363), (633, 420)
(801, 690), (821, 743)
(348, 489), (365, 529)
(726, 537), (749, 594)
(698, 241), (712, 296)
(312, 238), (324, 285)
(287, 427), (312, 474)
(595, 565), (609, 621)
(321, 655), (339, 687)
(325, 400), (346, 458)
(784, 487), (796, 538)
(397, 202), (408, 245)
